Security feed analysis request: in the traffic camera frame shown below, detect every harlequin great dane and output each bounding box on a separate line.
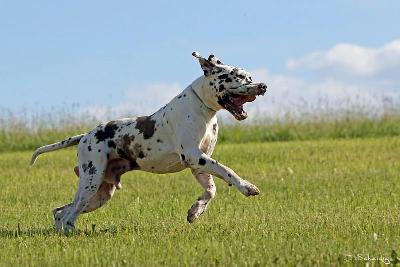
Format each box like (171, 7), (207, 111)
(31, 52), (267, 232)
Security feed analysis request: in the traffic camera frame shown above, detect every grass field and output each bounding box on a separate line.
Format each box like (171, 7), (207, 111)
(1, 137), (400, 266)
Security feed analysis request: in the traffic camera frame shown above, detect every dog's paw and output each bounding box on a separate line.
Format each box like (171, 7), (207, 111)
(239, 181), (260, 196)
(187, 211), (197, 224)
(187, 202), (207, 223)
(63, 221), (76, 233)
(53, 208), (64, 231)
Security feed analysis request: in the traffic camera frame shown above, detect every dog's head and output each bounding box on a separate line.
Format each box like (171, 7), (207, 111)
(192, 52), (267, 120)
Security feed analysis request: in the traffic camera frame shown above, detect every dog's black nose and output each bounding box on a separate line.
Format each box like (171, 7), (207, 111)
(258, 83), (267, 95)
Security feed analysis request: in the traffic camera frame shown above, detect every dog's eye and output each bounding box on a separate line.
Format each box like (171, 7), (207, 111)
(237, 74), (246, 79)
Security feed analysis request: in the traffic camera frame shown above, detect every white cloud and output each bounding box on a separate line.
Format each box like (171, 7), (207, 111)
(287, 39), (400, 77)
(247, 68), (400, 120)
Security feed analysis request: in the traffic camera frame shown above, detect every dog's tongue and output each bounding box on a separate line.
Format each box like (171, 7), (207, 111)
(232, 95), (256, 106)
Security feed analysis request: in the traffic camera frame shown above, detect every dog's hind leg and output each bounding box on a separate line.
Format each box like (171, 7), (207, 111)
(53, 182), (115, 230)
(57, 155), (108, 232)
(81, 182), (116, 213)
(187, 170), (216, 223)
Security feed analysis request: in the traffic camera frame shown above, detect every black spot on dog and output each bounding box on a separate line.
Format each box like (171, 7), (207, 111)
(108, 140), (116, 149)
(218, 74), (229, 80)
(98, 149), (101, 152)
(183, 94), (186, 97)
(219, 84), (225, 92)
(88, 145), (92, 151)
(181, 154), (185, 160)
(82, 139), (87, 144)
(213, 123), (217, 134)
(138, 151), (145, 158)
(147, 147), (151, 151)
(178, 95), (182, 99)
(157, 139), (163, 143)
(95, 121), (118, 143)
(117, 149), (129, 160)
(225, 77), (232, 83)
(82, 163), (88, 173)
(217, 94), (230, 109)
(130, 160), (139, 169)
(89, 165), (96, 175)
(107, 153), (110, 159)
(209, 82), (214, 86)
(198, 158), (206, 165)
(228, 174), (232, 177)
(135, 116), (156, 139)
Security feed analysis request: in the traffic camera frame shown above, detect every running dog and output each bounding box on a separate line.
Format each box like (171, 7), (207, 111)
(31, 52), (267, 232)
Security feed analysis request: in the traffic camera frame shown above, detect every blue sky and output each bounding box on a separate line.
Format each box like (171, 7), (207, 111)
(1, 1), (400, 118)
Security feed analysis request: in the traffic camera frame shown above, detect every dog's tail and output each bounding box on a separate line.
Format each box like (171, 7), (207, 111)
(30, 134), (85, 166)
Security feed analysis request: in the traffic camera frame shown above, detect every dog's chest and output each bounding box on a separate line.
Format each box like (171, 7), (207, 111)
(135, 121), (218, 174)
(200, 121), (218, 156)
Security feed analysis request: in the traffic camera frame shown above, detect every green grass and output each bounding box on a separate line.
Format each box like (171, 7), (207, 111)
(1, 137), (400, 266)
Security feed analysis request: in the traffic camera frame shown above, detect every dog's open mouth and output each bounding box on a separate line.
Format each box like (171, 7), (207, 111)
(217, 83), (267, 120)
(218, 93), (259, 120)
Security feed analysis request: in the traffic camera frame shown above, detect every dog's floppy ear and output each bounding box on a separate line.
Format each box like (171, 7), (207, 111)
(208, 54), (224, 65)
(192, 51), (218, 76)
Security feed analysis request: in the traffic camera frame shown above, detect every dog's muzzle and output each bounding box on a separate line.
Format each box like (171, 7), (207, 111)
(256, 83), (267, 95)
(218, 83), (268, 121)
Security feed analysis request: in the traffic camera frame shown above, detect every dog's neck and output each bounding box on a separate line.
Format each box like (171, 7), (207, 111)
(190, 77), (221, 113)
(189, 86), (216, 113)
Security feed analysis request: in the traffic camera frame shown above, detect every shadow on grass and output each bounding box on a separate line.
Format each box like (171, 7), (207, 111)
(0, 226), (58, 238)
(0, 224), (129, 238)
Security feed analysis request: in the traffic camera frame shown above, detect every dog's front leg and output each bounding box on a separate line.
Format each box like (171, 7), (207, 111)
(187, 170), (216, 223)
(179, 147), (260, 197)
